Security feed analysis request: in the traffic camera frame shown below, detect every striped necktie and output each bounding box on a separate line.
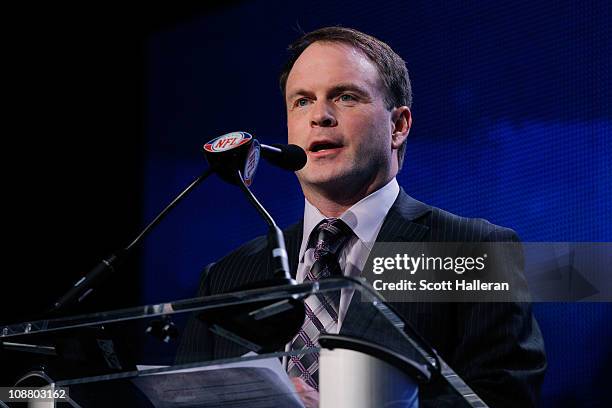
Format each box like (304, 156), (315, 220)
(287, 218), (353, 390)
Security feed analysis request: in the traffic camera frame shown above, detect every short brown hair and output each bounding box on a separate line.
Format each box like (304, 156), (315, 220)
(279, 26), (412, 169)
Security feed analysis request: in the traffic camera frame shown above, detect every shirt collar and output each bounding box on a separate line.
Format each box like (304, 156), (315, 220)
(299, 178), (400, 261)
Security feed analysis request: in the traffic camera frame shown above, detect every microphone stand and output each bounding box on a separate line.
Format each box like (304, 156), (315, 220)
(236, 169), (293, 284)
(195, 169), (304, 353)
(49, 147), (304, 350)
(48, 167), (215, 315)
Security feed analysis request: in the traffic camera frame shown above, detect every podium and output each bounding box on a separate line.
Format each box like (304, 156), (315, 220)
(1, 278), (485, 407)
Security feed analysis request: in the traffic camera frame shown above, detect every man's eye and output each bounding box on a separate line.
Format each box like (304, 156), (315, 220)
(295, 98), (310, 107)
(339, 94), (356, 102)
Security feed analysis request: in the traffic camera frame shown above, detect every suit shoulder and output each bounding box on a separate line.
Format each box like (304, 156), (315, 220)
(427, 206), (519, 242)
(214, 234), (269, 267)
(204, 220), (302, 285)
(215, 219), (302, 262)
(197, 234), (270, 295)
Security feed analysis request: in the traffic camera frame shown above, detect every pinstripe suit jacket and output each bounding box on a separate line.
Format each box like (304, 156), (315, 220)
(177, 189), (546, 407)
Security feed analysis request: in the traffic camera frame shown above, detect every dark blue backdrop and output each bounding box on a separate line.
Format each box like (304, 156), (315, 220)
(142, 1), (611, 406)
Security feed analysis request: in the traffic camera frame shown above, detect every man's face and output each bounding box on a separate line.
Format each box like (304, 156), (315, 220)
(285, 42), (400, 198)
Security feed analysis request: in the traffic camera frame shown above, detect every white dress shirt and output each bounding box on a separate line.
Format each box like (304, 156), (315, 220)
(296, 178), (400, 330)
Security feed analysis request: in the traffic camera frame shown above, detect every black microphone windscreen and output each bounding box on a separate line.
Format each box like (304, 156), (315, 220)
(264, 144), (307, 171)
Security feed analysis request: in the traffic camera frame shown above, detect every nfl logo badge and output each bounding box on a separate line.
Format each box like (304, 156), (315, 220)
(242, 140), (260, 186)
(204, 131), (252, 152)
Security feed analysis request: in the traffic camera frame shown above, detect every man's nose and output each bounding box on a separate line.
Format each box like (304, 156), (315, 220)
(310, 102), (338, 127)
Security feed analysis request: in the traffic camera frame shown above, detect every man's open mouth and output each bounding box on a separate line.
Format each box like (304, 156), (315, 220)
(309, 141), (343, 152)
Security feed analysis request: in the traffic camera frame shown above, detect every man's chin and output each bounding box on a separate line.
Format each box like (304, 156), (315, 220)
(297, 169), (365, 199)
(298, 170), (348, 189)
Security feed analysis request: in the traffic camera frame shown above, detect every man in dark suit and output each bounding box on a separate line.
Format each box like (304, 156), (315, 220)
(178, 27), (546, 407)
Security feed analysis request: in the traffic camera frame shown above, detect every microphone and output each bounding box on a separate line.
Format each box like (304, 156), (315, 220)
(198, 133), (306, 352)
(203, 132), (306, 185)
(260, 143), (307, 171)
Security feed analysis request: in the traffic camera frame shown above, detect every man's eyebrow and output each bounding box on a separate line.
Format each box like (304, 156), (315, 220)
(327, 83), (371, 97)
(286, 89), (313, 101)
(286, 83), (372, 101)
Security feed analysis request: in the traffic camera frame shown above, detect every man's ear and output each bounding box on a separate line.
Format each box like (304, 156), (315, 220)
(391, 106), (411, 149)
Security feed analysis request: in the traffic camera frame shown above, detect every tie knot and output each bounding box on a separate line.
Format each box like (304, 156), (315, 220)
(309, 218), (352, 260)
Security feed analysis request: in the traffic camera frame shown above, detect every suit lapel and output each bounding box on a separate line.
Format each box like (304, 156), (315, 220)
(375, 188), (431, 243)
(282, 220), (303, 279)
(340, 189), (432, 335)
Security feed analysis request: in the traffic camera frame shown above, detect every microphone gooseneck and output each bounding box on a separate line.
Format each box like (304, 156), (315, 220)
(236, 169), (291, 281)
(49, 167), (215, 315)
(50, 131), (301, 315)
